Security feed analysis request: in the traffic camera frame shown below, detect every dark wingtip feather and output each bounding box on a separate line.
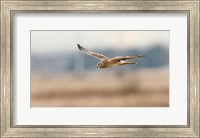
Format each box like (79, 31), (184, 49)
(77, 44), (82, 50)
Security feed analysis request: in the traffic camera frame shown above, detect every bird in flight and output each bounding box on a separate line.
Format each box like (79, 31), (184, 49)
(77, 44), (146, 69)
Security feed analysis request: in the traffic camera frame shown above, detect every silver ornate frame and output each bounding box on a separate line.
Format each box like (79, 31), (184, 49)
(1, 0), (199, 137)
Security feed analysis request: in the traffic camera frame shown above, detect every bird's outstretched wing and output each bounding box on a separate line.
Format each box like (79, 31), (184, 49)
(77, 44), (109, 60)
(108, 54), (146, 64)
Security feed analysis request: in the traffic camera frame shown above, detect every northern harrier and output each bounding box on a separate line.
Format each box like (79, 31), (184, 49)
(77, 44), (145, 68)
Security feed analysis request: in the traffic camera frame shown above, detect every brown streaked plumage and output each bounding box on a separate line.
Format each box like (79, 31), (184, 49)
(77, 44), (146, 69)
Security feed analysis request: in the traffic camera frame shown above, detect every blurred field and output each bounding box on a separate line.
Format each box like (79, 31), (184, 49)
(31, 68), (169, 107)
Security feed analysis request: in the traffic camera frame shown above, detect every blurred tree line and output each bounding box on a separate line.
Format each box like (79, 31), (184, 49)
(31, 44), (169, 74)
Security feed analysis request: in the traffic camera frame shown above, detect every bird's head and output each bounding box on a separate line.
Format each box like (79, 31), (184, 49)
(96, 63), (102, 68)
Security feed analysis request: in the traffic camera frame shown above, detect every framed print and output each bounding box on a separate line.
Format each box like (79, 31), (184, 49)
(31, 30), (169, 107)
(1, 0), (199, 137)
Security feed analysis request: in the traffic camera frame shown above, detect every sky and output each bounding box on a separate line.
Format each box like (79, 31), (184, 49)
(31, 31), (169, 54)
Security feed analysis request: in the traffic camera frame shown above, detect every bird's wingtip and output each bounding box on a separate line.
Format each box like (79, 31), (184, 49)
(77, 44), (82, 50)
(135, 53), (147, 57)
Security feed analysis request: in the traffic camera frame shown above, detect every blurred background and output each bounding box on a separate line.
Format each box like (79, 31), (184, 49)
(31, 31), (169, 107)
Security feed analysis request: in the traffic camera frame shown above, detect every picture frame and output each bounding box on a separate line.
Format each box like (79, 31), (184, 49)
(1, 0), (199, 137)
